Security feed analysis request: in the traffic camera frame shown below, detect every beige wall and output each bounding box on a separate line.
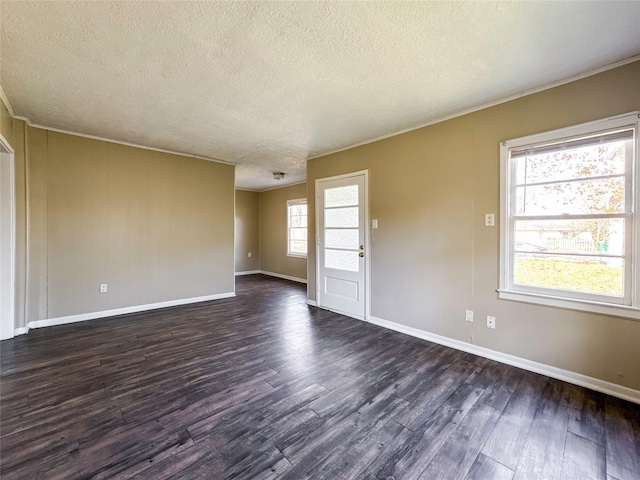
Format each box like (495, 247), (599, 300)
(235, 190), (260, 272)
(259, 182), (307, 280)
(2, 117), (235, 327)
(307, 61), (640, 390)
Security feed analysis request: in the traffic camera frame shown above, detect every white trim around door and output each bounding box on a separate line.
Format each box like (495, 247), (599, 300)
(0, 133), (15, 340)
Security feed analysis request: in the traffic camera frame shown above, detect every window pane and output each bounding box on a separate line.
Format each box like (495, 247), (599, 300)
(503, 116), (638, 311)
(290, 240), (307, 255)
(325, 185), (358, 208)
(289, 204), (307, 216)
(288, 200), (307, 256)
(325, 207), (358, 228)
(325, 229), (359, 250)
(290, 215), (306, 228)
(514, 139), (627, 185)
(515, 219), (624, 256)
(325, 249), (359, 272)
(516, 177), (625, 216)
(513, 253), (623, 297)
(290, 228), (307, 241)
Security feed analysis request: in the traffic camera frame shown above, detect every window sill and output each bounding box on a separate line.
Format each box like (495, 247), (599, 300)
(287, 253), (307, 259)
(497, 289), (640, 320)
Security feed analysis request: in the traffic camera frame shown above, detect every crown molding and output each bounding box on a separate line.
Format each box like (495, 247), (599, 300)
(12, 115), (236, 166)
(4, 54), (638, 172)
(235, 180), (307, 193)
(257, 180), (307, 193)
(308, 54), (640, 161)
(0, 84), (16, 117)
(0, 89), (235, 167)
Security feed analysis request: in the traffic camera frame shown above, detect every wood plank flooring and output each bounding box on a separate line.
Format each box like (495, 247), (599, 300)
(1, 274), (639, 479)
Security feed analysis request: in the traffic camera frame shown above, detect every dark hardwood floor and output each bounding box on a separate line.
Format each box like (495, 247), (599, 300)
(1, 274), (639, 479)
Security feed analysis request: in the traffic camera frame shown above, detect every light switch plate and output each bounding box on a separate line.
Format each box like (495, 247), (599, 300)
(372, 219), (378, 229)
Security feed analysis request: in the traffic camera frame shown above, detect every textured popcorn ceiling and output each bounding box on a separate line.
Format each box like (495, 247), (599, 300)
(1, 1), (639, 190)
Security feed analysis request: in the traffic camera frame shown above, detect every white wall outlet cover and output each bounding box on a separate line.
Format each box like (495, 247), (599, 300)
(372, 219), (378, 229)
(484, 213), (495, 227)
(487, 315), (496, 329)
(99, 284), (108, 293)
(465, 309), (474, 322)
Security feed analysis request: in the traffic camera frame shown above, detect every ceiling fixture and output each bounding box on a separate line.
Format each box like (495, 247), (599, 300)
(273, 172), (285, 180)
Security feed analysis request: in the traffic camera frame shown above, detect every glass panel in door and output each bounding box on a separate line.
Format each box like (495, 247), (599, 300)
(324, 185), (360, 272)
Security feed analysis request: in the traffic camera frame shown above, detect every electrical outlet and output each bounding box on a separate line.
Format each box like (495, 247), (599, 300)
(248, 252), (252, 257)
(487, 315), (496, 329)
(485, 213), (495, 227)
(465, 309), (474, 322)
(99, 284), (108, 293)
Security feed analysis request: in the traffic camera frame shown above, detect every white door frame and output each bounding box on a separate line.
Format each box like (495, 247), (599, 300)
(0, 133), (15, 340)
(315, 169), (370, 321)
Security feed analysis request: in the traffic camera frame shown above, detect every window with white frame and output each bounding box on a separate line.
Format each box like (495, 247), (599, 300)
(287, 199), (307, 257)
(499, 112), (640, 319)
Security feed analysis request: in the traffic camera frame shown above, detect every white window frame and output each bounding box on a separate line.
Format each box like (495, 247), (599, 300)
(287, 198), (307, 258)
(499, 112), (640, 320)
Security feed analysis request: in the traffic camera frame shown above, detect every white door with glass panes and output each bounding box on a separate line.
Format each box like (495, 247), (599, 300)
(317, 171), (367, 319)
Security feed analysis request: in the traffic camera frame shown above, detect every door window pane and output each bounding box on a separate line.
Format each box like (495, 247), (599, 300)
(325, 207), (358, 228)
(325, 229), (359, 250)
(325, 185), (358, 208)
(325, 249), (359, 272)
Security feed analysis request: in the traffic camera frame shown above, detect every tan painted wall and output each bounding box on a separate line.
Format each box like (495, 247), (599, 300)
(259, 183), (307, 280)
(235, 190), (260, 272)
(307, 61), (640, 390)
(3, 121), (235, 327)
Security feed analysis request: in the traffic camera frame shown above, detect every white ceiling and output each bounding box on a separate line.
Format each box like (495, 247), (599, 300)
(1, 1), (639, 191)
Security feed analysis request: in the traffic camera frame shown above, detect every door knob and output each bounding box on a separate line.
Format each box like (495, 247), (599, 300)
(360, 245), (364, 250)
(359, 252), (364, 257)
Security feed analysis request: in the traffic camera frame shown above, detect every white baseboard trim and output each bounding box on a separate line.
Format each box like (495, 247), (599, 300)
(234, 270), (308, 284)
(368, 315), (640, 405)
(259, 271), (307, 284)
(235, 270), (261, 276)
(307, 299), (317, 307)
(22, 292), (236, 332)
(14, 327), (27, 336)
